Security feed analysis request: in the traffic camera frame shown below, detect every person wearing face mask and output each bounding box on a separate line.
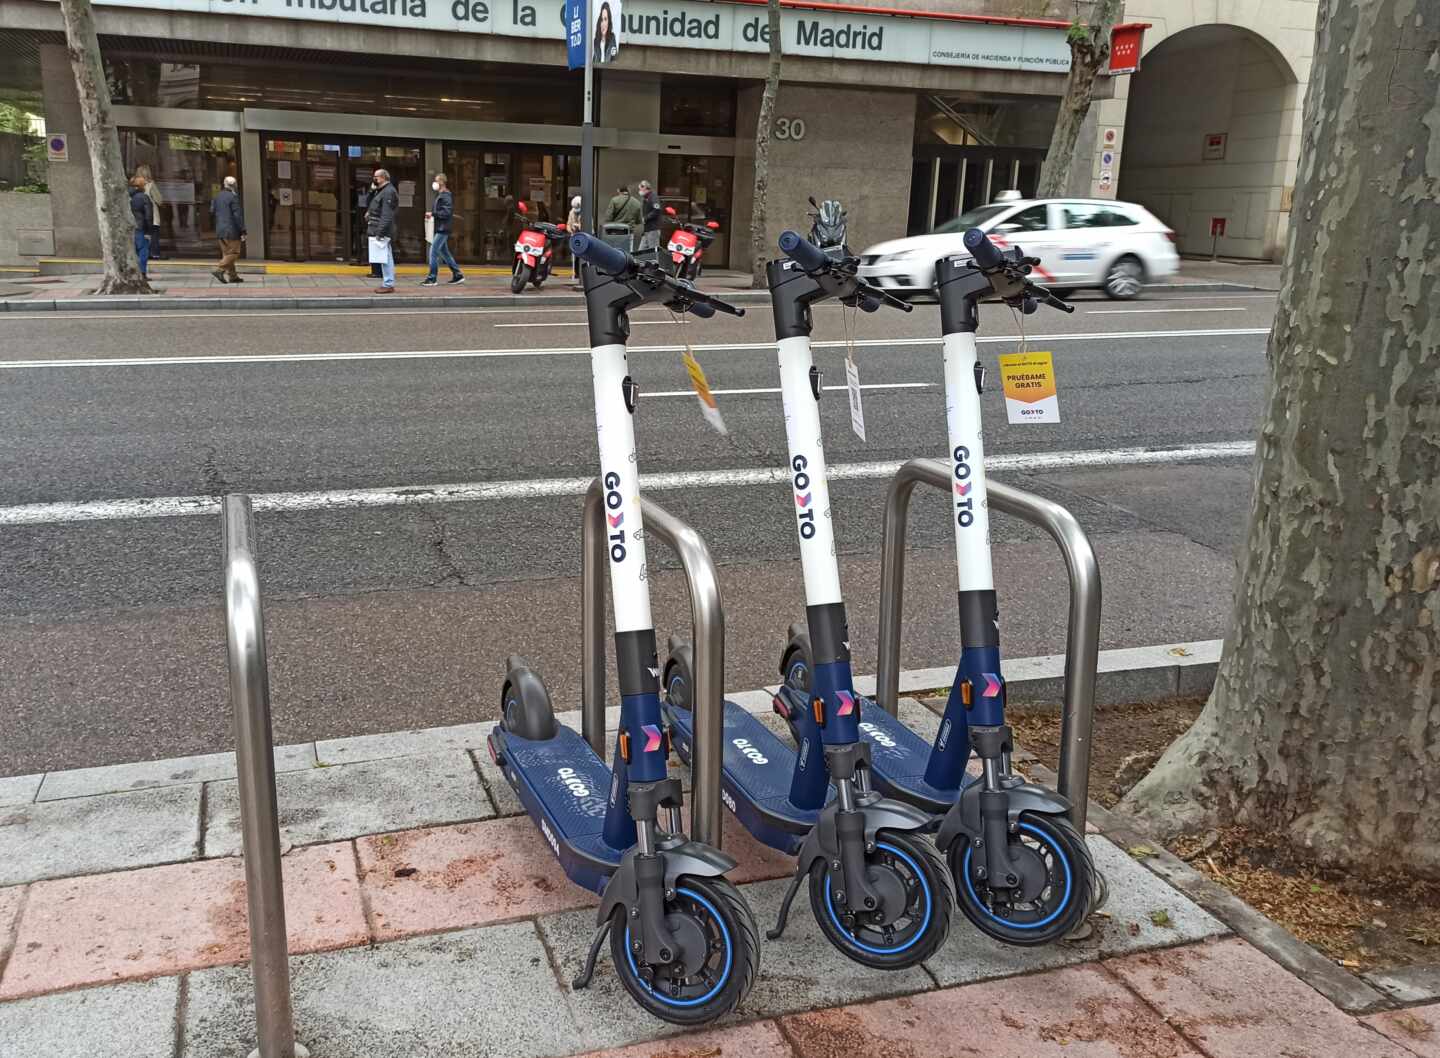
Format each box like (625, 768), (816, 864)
(566, 193), (583, 284)
(421, 173), (465, 287)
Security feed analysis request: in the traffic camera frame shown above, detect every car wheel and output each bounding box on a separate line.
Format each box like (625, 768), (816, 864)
(1103, 257), (1145, 300)
(1046, 287), (1076, 299)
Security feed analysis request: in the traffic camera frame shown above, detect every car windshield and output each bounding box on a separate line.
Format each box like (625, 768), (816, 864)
(931, 204), (1009, 235)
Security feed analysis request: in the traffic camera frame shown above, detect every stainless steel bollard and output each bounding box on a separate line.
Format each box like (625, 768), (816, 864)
(581, 480), (726, 849)
(222, 496), (309, 1058)
(874, 459), (1101, 829)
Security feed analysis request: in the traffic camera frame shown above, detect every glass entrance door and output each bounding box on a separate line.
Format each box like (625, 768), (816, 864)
(444, 144), (580, 264)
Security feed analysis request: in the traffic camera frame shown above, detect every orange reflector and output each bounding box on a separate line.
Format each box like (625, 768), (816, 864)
(813, 697), (826, 726)
(619, 730), (630, 761)
(960, 681), (973, 706)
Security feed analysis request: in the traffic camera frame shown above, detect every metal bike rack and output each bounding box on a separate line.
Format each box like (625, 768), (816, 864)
(222, 496), (309, 1058)
(875, 460), (1101, 830)
(581, 478), (725, 849)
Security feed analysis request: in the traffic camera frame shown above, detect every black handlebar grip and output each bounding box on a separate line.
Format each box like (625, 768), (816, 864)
(688, 301), (716, 319)
(963, 227), (1004, 271)
(570, 233), (630, 276)
(857, 296), (880, 313)
(779, 230), (830, 273)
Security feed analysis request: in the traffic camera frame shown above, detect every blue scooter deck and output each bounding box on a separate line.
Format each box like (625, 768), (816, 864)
(854, 703), (971, 816)
(667, 699), (826, 856)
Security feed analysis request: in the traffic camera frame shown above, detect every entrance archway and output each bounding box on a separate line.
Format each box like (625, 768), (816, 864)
(1119, 24), (1300, 260)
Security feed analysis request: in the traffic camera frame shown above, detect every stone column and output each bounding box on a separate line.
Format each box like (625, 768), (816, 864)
(39, 43), (100, 258)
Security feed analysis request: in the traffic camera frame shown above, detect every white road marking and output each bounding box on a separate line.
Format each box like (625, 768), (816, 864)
(493, 320), (673, 327)
(0, 441), (1255, 526)
(0, 328), (1272, 370)
(647, 382), (932, 398)
(1086, 307), (1247, 315)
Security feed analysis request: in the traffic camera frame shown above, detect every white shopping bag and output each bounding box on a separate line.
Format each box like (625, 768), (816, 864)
(368, 236), (389, 263)
(424, 215), (435, 244)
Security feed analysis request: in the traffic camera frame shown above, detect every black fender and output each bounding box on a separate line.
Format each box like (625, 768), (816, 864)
(595, 839), (738, 926)
(793, 795), (934, 874)
(935, 781), (1074, 854)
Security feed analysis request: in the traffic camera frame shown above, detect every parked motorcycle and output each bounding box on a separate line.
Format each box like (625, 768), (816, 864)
(805, 195), (849, 259)
(512, 202), (568, 293)
(661, 206), (721, 281)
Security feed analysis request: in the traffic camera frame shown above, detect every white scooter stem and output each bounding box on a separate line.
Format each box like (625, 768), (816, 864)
(590, 342), (653, 633)
(942, 331), (995, 592)
(777, 335), (843, 606)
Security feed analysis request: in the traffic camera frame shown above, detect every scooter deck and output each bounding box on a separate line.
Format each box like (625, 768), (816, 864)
(491, 723), (623, 894)
(667, 699), (826, 856)
(853, 701), (972, 816)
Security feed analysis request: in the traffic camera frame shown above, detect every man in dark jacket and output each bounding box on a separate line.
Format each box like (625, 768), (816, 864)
(129, 176), (152, 277)
(637, 179), (662, 255)
(209, 176), (246, 284)
(421, 172), (464, 287)
(604, 184), (643, 248)
(366, 168), (400, 293)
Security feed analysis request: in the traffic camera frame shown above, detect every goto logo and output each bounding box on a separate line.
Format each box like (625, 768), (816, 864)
(557, 766), (591, 798)
(604, 471), (626, 561)
(953, 445), (975, 528)
(859, 721), (897, 749)
(792, 455), (816, 539)
(732, 738), (769, 765)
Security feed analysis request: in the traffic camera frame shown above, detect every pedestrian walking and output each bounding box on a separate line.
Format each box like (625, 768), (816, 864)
(367, 168), (399, 293)
(421, 172), (465, 287)
(604, 183), (643, 248)
(128, 175), (152, 277)
(135, 165), (163, 260)
(566, 194), (583, 282)
(209, 175), (247, 284)
(637, 179), (662, 255)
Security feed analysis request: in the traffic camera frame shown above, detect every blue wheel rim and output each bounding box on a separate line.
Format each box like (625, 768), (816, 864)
(623, 886), (734, 1007)
(823, 840), (933, 955)
(962, 821), (1074, 930)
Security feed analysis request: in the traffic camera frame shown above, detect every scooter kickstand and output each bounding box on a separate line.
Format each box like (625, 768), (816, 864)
(767, 865), (807, 941)
(573, 918), (613, 990)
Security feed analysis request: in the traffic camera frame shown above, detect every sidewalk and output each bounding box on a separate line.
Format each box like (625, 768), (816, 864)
(1, 675), (1433, 1057)
(0, 259), (1277, 313)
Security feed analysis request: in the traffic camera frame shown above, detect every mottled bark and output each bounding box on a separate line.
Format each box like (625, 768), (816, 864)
(58, 0), (151, 295)
(1034, 0), (1121, 199)
(749, 0), (782, 289)
(1120, 0), (1440, 876)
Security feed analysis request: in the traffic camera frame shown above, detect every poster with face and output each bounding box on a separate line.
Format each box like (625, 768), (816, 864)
(593, 0), (621, 64)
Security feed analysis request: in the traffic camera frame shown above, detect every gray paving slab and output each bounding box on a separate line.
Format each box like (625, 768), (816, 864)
(36, 743), (317, 801)
(203, 751), (491, 857)
(924, 834), (1228, 987)
(1364, 962), (1440, 1003)
(182, 922), (583, 1058)
(535, 875), (937, 1052)
(0, 975), (181, 1058)
(0, 783), (201, 886)
(0, 772), (43, 807)
(315, 721), (495, 766)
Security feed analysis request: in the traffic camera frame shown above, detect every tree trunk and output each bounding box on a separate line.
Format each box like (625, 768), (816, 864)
(1033, 0), (1122, 199)
(58, 0), (151, 295)
(748, 0), (782, 289)
(1119, 0), (1440, 876)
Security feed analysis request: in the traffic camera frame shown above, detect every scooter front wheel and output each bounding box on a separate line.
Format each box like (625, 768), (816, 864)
(808, 830), (953, 970)
(610, 876), (759, 1025)
(511, 262), (531, 294)
(949, 813), (1093, 946)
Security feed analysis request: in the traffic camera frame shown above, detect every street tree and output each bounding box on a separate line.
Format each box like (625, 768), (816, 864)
(1119, 0), (1439, 876)
(1033, 0), (1122, 198)
(57, 0), (151, 295)
(748, 0), (782, 288)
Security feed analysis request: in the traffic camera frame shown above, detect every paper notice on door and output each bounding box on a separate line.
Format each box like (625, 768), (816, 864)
(398, 180), (416, 196)
(998, 351), (1059, 424)
(682, 350), (727, 435)
(399, 192), (414, 208)
(277, 160), (291, 179)
(845, 354), (866, 441)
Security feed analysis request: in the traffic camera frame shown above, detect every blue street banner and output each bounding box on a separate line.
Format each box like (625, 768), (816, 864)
(566, 0), (586, 70)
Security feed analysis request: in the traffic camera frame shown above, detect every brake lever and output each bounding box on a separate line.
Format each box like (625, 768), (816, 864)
(1030, 284), (1075, 314)
(858, 282), (914, 313)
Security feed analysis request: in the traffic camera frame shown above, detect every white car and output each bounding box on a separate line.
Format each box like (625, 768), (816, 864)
(859, 197), (1179, 301)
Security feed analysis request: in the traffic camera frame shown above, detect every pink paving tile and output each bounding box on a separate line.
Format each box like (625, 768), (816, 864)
(0, 884), (26, 968)
(0, 842), (366, 999)
(1362, 1004), (1440, 1058)
(722, 811), (796, 884)
(782, 961), (1201, 1058)
(1107, 937), (1415, 1058)
(565, 1020), (792, 1058)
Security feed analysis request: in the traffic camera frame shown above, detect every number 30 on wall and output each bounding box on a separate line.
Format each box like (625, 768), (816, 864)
(773, 117), (807, 141)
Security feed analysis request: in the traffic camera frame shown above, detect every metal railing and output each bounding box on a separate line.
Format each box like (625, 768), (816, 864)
(222, 496), (309, 1058)
(581, 479), (725, 849)
(875, 460), (1101, 830)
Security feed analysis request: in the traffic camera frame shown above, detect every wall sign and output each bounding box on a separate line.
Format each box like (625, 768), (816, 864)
(52, 0), (1073, 73)
(773, 117), (806, 141)
(1203, 132), (1227, 161)
(47, 133), (68, 162)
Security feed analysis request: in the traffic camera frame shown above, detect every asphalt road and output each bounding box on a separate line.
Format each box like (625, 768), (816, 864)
(0, 289), (1274, 775)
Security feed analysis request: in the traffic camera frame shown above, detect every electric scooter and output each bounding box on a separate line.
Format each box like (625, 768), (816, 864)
(511, 201), (567, 293)
(487, 233), (759, 1024)
(772, 228), (1096, 945)
(662, 234), (956, 971)
(661, 206), (721, 281)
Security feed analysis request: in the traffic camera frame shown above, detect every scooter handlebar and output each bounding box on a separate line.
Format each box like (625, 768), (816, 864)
(570, 232), (631, 276)
(687, 301), (716, 319)
(778, 230), (831, 273)
(962, 227), (1004, 271)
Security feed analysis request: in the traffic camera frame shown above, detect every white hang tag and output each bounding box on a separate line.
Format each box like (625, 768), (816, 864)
(845, 354), (866, 442)
(683, 349), (728, 435)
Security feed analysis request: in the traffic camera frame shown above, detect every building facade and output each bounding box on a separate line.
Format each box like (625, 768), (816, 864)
(0, 0), (1318, 267)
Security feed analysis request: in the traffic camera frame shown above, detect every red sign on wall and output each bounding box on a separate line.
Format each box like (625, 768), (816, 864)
(1210, 217), (1227, 238)
(1110, 24), (1147, 74)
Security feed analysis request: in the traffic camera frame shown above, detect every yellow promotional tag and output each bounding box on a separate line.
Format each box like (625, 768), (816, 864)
(997, 351), (1059, 424)
(683, 349), (728, 435)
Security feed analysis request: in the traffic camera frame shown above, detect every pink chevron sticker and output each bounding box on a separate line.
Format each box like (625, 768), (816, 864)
(982, 674), (1001, 697)
(641, 724), (663, 752)
(954, 481), (971, 496)
(836, 691), (856, 716)
(796, 493), (812, 508)
(607, 511), (624, 529)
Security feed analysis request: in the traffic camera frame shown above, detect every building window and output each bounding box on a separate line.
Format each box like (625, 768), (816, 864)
(117, 130), (237, 257)
(660, 77), (737, 137)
